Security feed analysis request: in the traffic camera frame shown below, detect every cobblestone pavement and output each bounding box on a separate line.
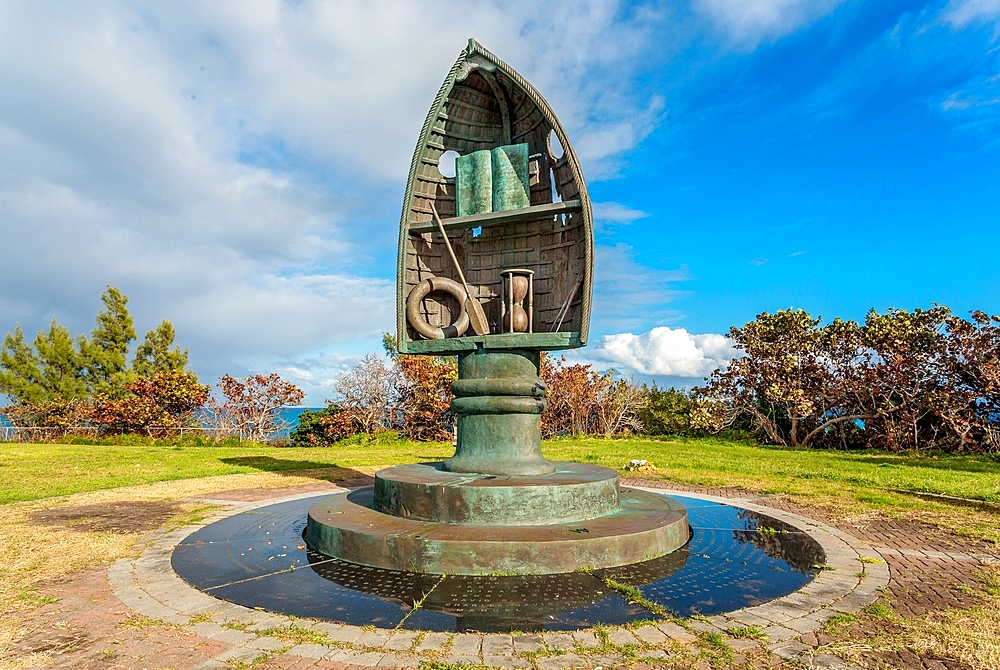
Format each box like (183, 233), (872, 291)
(4, 482), (996, 670)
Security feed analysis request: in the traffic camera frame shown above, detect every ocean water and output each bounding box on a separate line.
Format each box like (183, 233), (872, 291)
(277, 407), (324, 430)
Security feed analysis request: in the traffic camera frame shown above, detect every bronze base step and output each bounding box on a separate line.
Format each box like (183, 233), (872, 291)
(306, 478), (689, 576)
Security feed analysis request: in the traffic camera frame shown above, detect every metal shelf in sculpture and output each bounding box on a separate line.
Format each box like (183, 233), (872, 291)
(396, 39), (593, 355)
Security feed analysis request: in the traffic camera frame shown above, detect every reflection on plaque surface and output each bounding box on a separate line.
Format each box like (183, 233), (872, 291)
(172, 494), (825, 632)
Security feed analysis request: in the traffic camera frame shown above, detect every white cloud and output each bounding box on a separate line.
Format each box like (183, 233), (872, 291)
(944, 0), (1000, 26)
(593, 201), (650, 224)
(693, 0), (846, 47)
(0, 0), (672, 389)
(592, 326), (738, 377)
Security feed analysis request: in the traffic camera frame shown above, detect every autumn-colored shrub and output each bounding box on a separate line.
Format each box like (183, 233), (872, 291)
(698, 306), (1000, 452)
(89, 370), (210, 435)
(395, 353), (456, 441)
(205, 373), (304, 443)
(2, 397), (90, 430)
(541, 354), (643, 438)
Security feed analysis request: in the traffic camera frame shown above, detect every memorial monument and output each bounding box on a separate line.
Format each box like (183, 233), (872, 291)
(306, 39), (689, 575)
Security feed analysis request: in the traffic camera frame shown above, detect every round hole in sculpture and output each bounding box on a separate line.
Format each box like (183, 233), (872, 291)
(548, 130), (564, 160)
(438, 150), (459, 178)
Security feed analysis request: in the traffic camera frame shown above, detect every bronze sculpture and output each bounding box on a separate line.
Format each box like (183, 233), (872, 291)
(307, 40), (688, 576)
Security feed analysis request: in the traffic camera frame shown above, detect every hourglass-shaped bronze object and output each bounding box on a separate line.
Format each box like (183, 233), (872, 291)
(499, 269), (534, 333)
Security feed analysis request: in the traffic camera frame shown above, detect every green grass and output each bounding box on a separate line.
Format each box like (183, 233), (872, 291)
(599, 575), (672, 617)
(1, 435), (998, 514)
(0, 438), (452, 503)
(726, 625), (766, 639)
(542, 436), (1000, 505)
(864, 603), (896, 619)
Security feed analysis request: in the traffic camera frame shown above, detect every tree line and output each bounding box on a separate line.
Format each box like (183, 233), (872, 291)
(0, 287), (303, 441)
(6, 294), (997, 453)
(698, 306), (1000, 452)
(293, 306), (1000, 454)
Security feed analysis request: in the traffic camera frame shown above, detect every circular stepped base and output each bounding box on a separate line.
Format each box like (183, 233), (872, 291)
(373, 462), (620, 525)
(306, 468), (689, 576)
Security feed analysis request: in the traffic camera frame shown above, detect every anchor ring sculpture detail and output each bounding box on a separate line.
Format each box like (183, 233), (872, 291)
(405, 277), (470, 340)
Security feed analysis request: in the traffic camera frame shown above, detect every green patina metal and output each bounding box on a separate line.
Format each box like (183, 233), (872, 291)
(306, 40), (690, 577)
(373, 463), (621, 526)
(445, 348), (552, 476)
(456, 149), (493, 216)
(490, 143), (530, 211)
(403, 331), (583, 354)
(306, 487), (690, 576)
(455, 143), (530, 216)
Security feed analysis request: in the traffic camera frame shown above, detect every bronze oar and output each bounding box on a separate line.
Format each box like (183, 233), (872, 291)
(430, 202), (490, 336)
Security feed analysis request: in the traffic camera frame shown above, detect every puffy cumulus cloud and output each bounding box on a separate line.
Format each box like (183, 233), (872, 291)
(0, 0), (672, 385)
(592, 326), (738, 377)
(693, 0), (846, 47)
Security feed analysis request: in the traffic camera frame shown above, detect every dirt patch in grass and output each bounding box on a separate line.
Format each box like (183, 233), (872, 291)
(6, 624), (91, 660)
(0, 468), (370, 665)
(29, 501), (184, 534)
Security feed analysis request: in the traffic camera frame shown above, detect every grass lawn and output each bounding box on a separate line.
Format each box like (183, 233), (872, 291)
(0, 435), (998, 669)
(546, 436), (1000, 503)
(1, 434), (998, 541)
(2, 435), (997, 504)
(0, 437), (452, 504)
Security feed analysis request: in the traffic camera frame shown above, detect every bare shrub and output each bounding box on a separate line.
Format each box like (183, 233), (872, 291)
(205, 373), (304, 443)
(333, 353), (404, 436)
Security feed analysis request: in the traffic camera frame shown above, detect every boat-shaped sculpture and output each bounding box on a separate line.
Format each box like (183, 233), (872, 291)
(396, 39), (593, 354)
(307, 40), (689, 579)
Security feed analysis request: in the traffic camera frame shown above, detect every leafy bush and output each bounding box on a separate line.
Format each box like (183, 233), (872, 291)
(90, 370), (210, 435)
(205, 374), (305, 443)
(289, 405), (351, 447)
(638, 385), (692, 436)
(699, 306), (1000, 452)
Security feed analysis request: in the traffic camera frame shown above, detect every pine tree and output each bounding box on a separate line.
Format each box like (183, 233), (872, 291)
(34, 319), (89, 400)
(2, 287), (194, 411)
(132, 320), (189, 377)
(80, 286), (136, 397)
(0, 325), (46, 403)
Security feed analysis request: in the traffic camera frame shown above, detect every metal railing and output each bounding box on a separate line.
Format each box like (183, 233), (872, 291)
(0, 425), (292, 444)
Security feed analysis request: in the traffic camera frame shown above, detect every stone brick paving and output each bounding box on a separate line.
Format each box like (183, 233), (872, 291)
(5, 566), (228, 669)
(636, 482), (998, 670)
(3, 482), (996, 670)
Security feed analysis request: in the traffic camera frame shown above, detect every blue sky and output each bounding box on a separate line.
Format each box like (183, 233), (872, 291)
(597, 0), (1000, 337)
(1, 0), (999, 402)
